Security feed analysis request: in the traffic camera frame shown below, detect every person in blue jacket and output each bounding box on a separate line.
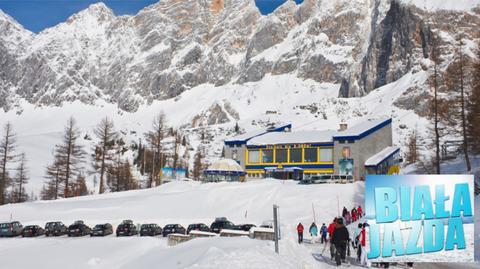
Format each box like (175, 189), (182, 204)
(309, 222), (318, 243)
(320, 223), (328, 244)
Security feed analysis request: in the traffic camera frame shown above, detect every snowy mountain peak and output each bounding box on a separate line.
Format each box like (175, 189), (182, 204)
(65, 2), (115, 24)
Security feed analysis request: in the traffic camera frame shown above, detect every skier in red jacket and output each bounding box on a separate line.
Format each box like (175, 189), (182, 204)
(297, 223), (304, 243)
(327, 218), (337, 260)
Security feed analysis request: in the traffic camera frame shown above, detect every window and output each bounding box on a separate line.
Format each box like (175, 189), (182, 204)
(289, 148), (302, 163)
(276, 149), (287, 163)
(320, 148), (333, 162)
(304, 148), (318, 163)
(262, 149), (273, 163)
(248, 150), (260, 163)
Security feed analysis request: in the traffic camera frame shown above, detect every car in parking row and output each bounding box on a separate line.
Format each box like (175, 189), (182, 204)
(140, 224), (162, 236)
(91, 223), (113, 237)
(0, 221), (23, 237)
(45, 221), (67, 236)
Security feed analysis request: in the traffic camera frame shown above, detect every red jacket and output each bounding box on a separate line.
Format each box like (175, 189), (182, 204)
(359, 228), (366, 246)
(357, 206), (363, 216)
(327, 222), (335, 237)
(297, 223), (304, 233)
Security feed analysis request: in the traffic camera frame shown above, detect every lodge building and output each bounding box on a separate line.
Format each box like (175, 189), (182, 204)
(223, 117), (400, 180)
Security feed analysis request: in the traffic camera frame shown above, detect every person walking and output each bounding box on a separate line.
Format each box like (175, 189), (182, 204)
(332, 217), (349, 266)
(342, 207), (348, 218)
(352, 208), (357, 222)
(357, 205), (363, 218)
(353, 223), (362, 262)
(359, 223), (370, 267)
(345, 211), (351, 225)
(320, 223), (327, 244)
(297, 222), (304, 244)
(309, 222), (318, 243)
(327, 218), (337, 260)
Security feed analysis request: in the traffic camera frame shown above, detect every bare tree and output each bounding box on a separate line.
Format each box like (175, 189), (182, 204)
(0, 122), (17, 204)
(145, 112), (167, 187)
(405, 129), (419, 165)
(55, 117), (85, 197)
(12, 153), (29, 203)
(430, 34), (441, 174)
(93, 117), (117, 194)
(467, 50), (480, 154)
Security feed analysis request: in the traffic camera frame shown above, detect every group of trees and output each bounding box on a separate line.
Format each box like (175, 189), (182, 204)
(134, 112), (194, 183)
(0, 123), (31, 205)
(405, 34), (480, 178)
(40, 117), (136, 200)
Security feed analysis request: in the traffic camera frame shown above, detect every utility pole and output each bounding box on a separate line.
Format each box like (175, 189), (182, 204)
(273, 204), (280, 254)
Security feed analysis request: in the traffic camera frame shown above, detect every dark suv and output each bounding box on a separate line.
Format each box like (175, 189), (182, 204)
(140, 224), (162, 236)
(116, 220), (138, 236)
(162, 224), (186, 237)
(22, 225), (45, 237)
(68, 221), (91, 237)
(45, 221), (67, 236)
(0, 221), (23, 237)
(210, 217), (237, 233)
(237, 224), (256, 232)
(187, 223), (211, 234)
(91, 223), (113, 237)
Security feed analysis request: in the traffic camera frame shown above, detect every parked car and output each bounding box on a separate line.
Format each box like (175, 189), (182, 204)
(210, 217), (237, 233)
(90, 223), (113, 237)
(67, 222), (91, 237)
(162, 224), (186, 237)
(21, 225), (45, 237)
(237, 224), (256, 232)
(45, 221), (67, 236)
(116, 221), (138, 236)
(140, 224), (162, 236)
(260, 220), (274, 229)
(0, 221), (23, 237)
(187, 223), (211, 234)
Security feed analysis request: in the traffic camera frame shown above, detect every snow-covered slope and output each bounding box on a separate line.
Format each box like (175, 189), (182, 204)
(0, 179), (364, 269)
(3, 70), (428, 194)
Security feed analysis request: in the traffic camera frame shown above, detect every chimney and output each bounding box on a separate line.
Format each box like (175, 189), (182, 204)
(339, 123), (348, 131)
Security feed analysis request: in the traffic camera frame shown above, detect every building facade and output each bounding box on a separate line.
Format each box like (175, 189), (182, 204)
(224, 117), (400, 180)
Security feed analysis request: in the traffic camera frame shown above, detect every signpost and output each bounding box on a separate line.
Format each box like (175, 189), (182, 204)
(273, 204), (279, 254)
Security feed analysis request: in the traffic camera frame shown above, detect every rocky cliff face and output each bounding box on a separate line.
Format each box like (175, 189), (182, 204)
(0, 0), (479, 112)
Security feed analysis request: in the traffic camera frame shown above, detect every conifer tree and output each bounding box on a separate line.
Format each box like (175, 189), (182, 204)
(467, 50), (480, 154)
(0, 122), (17, 204)
(93, 117), (117, 194)
(145, 112), (166, 187)
(12, 153), (29, 203)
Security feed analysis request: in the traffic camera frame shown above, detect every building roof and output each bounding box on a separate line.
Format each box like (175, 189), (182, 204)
(204, 158), (245, 173)
(224, 124), (292, 145)
(364, 146), (400, 167)
(333, 117), (391, 141)
(247, 130), (335, 146)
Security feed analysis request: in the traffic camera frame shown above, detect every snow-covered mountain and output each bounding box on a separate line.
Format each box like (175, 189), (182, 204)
(1, 0), (479, 112)
(0, 0), (479, 194)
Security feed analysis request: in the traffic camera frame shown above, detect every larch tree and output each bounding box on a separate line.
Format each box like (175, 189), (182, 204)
(12, 153), (29, 203)
(445, 40), (471, 171)
(0, 122), (17, 204)
(56, 117), (85, 197)
(405, 129), (418, 165)
(467, 50), (480, 154)
(430, 33), (442, 174)
(145, 112), (167, 187)
(92, 117), (117, 194)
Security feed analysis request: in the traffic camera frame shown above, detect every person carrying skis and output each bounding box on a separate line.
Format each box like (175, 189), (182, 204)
(327, 218), (337, 260)
(297, 222), (304, 244)
(309, 222), (318, 243)
(320, 223), (328, 244)
(332, 217), (349, 266)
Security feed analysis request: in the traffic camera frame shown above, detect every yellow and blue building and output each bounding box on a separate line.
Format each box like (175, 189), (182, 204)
(224, 117), (400, 180)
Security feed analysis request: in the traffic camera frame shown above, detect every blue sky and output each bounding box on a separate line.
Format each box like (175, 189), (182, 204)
(0, 0), (303, 33)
